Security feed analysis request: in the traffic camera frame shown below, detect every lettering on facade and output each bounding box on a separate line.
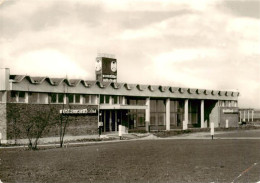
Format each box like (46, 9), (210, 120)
(223, 109), (238, 114)
(60, 108), (97, 115)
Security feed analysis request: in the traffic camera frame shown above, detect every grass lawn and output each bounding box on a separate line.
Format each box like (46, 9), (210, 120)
(1, 139), (260, 183)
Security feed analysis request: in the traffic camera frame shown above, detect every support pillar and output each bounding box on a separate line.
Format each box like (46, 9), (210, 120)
(248, 110), (250, 122)
(252, 110), (254, 122)
(109, 111), (112, 132)
(201, 100), (205, 128)
(239, 111), (242, 123)
(243, 110), (246, 122)
(115, 111), (118, 131)
(184, 99), (189, 130)
(166, 98), (170, 131)
(145, 98), (150, 132)
(122, 96), (126, 105)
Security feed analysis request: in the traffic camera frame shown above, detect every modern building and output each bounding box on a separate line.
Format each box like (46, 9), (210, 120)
(0, 55), (239, 143)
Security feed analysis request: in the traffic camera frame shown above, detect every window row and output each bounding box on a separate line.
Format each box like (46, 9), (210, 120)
(218, 100), (237, 107)
(8, 91), (98, 104)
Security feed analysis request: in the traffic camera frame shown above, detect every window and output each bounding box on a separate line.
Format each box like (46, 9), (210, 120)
(91, 95), (97, 104)
(58, 94), (64, 103)
(100, 95), (105, 104)
(188, 100), (199, 125)
(39, 93), (48, 104)
(10, 91), (17, 102)
(51, 93), (57, 103)
(170, 100), (184, 127)
(105, 95), (110, 104)
(100, 95), (110, 104)
(0, 92), (2, 102)
(113, 96), (118, 104)
(75, 94), (80, 103)
(68, 94), (74, 103)
(84, 95), (90, 103)
(150, 99), (166, 126)
(10, 91), (26, 103)
(29, 92), (38, 103)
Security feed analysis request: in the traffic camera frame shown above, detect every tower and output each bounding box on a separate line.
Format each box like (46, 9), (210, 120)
(95, 53), (117, 82)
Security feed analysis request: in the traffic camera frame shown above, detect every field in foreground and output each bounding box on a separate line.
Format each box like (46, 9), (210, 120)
(1, 139), (260, 183)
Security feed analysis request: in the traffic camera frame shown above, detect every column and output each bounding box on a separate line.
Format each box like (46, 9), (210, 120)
(184, 99), (189, 130)
(115, 111), (118, 131)
(243, 110), (246, 122)
(252, 110), (254, 122)
(166, 98), (170, 131)
(248, 110), (250, 122)
(239, 111), (242, 123)
(201, 100), (205, 128)
(122, 96), (126, 105)
(145, 97), (150, 132)
(109, 111), (112, 132)
(109, 96), (113, 105)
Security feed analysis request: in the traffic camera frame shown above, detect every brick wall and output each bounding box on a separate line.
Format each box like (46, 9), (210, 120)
(219, 107), (239, 127)
(0, 103), (7, 140)
(6, 103), (98, 140)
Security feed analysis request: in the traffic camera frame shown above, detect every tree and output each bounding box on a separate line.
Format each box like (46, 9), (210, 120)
(23, 104), (55, 150)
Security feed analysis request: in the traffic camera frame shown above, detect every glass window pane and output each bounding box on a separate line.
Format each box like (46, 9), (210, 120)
(39, 93), (47, 104)
(137, 99), (146, 105)
(150, 113), (157, 126)
(29, 92), (38, 103)
(84, 95), (90, 104)
(68, 94), (74, 103)
(170, 101), (176, 112)
(75, 94), (80, 103)
(157, 100), (165, 112)
(170, 113), (176, 126)
(158, 113), (165, 126)
(105, 95), (110, 104)
(91, 95), (96, 104)
(137, 113), (145, 127)
(58, 93), (64, 103)
(113, 96), (118, 104)
(10, 91), (17, 102)
(150, 100), (156, 112)
(100, 95), (104, 104)
(18, 91), (25, 102)
(129, 99), (136, 105)
(51, 93), (57, 103)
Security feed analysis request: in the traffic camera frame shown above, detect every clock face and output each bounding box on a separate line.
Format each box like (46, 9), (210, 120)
(95, 58), (102, 71)
(111, 61), (117, 72)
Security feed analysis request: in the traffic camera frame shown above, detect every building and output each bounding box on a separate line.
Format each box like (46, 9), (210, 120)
(0, 55), (239, 143)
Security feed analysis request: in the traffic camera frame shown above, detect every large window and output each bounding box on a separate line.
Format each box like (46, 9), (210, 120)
(170, 100), (184, 127)
(126, 97), (146, 105)
(50, 93), (65, 104)
(9, 91), (26, 103)
(188, 100), (199, 125)
(150, 99), (166, 126)
(68, 94), (81, 104)
(100, 95), (110, 104)
(83, 95), (97, 104)
(129, 109), (145, 128)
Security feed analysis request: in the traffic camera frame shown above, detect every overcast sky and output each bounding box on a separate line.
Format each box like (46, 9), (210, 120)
(0, 0), (259, 108)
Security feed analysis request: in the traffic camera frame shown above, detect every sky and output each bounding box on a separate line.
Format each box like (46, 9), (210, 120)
(0, 0), (259, 108)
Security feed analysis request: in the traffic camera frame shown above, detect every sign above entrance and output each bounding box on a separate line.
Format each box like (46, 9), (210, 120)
(60, 108), (97, 115)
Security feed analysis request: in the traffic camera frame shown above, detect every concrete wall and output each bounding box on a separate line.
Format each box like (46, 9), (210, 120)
(0, 103), (7, 141)
(6, 103), (98, 140)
